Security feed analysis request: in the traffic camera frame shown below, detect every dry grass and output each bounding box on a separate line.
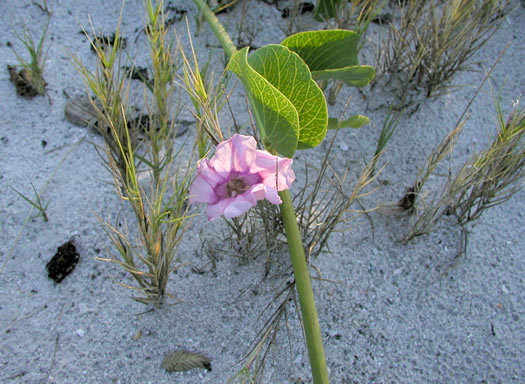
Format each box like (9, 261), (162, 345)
(376, 0), (511, 103)
(229, 277), (297, 383)
(404, 97), (524, 241)
(403, 60), (524, 242)
(449, 97), (525, 224)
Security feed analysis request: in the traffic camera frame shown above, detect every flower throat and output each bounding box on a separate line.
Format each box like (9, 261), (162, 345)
(226, 177), (249, 197)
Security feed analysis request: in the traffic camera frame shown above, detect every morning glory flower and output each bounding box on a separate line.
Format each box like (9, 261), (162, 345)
(189, 134), (295, 221)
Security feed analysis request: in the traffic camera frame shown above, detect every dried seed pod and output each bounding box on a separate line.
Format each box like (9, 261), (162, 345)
(161, 350), (212, 372)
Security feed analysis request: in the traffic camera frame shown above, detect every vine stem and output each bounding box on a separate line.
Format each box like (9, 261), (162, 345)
(192, 0), (329, 382)
(192, 0), (237, 59)
(278, 189), (329, 383)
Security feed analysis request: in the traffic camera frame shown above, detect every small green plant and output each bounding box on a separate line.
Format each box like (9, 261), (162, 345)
(73, 1), (195, 307)
(8, 21), (49, 97)
(2, 138), (84, 276)
(9, 183), (50, 222)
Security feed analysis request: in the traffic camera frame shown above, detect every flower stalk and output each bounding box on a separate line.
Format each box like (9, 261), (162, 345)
(278, 188), (329, 383)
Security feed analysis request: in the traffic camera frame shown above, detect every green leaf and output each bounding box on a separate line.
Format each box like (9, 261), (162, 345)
(312, 66), (376, 88)
(328, 115), (369, 130)
(281, 30), (375, 87)
(228, 45), (327, 155)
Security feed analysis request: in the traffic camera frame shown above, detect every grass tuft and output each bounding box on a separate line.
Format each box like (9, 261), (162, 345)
(377, 0), (511, 102)
(8, 21), (49, 98)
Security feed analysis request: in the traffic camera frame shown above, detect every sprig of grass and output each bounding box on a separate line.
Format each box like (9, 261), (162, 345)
(176, 21), (229, 157)
(32, 0), (51, 15)
(9, 182), (50, 222)
(369, 107), (402, 176)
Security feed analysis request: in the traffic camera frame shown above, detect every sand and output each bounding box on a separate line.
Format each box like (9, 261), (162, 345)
(1, 1), (524, 383)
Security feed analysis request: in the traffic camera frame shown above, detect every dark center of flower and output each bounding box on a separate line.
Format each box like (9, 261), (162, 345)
(226, 177), (249, 197)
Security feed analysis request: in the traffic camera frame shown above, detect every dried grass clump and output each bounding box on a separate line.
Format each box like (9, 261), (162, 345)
(449, 99), (525, 224)
(377, 0), (512, 102)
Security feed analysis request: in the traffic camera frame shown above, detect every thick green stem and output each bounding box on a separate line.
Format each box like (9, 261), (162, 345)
(192, 0), (237, 59)
(279, 189), (329, 384)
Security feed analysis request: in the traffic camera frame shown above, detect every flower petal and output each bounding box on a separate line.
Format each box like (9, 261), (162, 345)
(230, 134), (257, 173)
(210, 139), (233, 176)
(250, 184), (282, 205)
(197, 159), (226, 187)
(206, 195), (256, 221)
(249, 184), (267, 201)
(252, 151), (295, 191)
(189, 173), (218, 204)
(206, 199), (230, 221)
(263, 186), (282, 204)
(211, 134), (257, 175)
(223, 194), (256, 218)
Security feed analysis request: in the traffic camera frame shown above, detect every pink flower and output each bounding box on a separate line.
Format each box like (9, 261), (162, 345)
(189, 134), (295, 221)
